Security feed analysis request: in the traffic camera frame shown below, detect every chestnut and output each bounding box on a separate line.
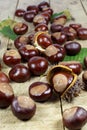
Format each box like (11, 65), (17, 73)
(35, 23), (48, 32)
(29, 82), (52, 102)
(51, 32), (67, 45)
(11, 96), (36, 120)
(23, 11), (36, 22)
(77, 27), (87, 40)
(3, 49), (21, 67)
(9, 64), (30, 83)
(62, 26), (77, 41)
(84, 56), (87, 68)
(0, 71), (9, 83)
(64, 41), (81, 56)
(63, 106), (87, 130)
(82, 71), (87, 90)
(28, 56), (48, 76)
(27, 5), (39, 14)
(69, 23), (82, 31)
(38, 1), (50, 11)
(0, 82), (14, 108)
(50, 23), (63, 33)
(52, 71), (73, 93)
(13, 22), (28, 35)
(28, 32), (35, 44)
(42, 8), (53, 16)
(41, 12), (50, 22)
(36, 33), (52, 49)
(33, 14), (48, 26)
(15, 9), (25, 17)
(14, 36), (29, 49)
(59, 61), (82, 75)
(44, 44), (66, 64)
(18, 45), (39, 61)
(52, 15), (67, 25)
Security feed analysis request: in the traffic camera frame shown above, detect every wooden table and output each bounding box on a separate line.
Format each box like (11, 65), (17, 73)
(0, 0), (87, 130)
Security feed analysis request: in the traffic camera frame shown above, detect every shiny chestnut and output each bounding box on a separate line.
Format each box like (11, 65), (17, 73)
(77, 27), (87, 40)
(9, 64), (30, 83)
(23, 11), (36, 22)
(14, 36), (29, 49)
(3, 49), (21, 67)
(63, 106), (87, 130)
(33, 14), (48, 26)
(52, 15), (67, 25)
(29, 82), (52, 102)
(59, 61), (82, 75)
(0, 82), (14, 108)
(13, 22), (28, 35)
(51, 32), (67, 45)
(18, 45), (39, 61)
(64, 41), (81, 56)
(50, 23), (63, 33)
(69, 23), (82, 31)
(27, 5), (39, 14)
(15, 9), (25, 17)
(42, 8), (53, 16)
(0, 72), (9, 83)
(28, 56), (48, 76)
(62, 26), (77, 41)
(38, 1), (50, 11)
(44, 44), (65, 64)
(37, 33), (52, 49)
(11, 96), (36, 120)
(35, 23), (48, 32)
(41, 12), (50, 22)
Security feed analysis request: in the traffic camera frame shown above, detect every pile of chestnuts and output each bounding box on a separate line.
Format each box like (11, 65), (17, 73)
(0, 1), (87, 129)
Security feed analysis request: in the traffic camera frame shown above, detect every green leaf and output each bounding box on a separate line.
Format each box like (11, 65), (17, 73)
(51, 9), (72, 21)
(0, 26), (18, 40)
(63, 48), (87, 64)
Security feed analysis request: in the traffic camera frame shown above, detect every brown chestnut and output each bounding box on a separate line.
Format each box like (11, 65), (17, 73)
(33, 14), (48, 26)
(41, 12), (50, 22)
(23, 11), (36, 22)
(29, 82), (52, 102)
(51, 32), (67, 45)
(36, 33), (52, 49)
(62, 26), (77, 41)
(63, 106), (87, 130)
(11, 96), (36, 120)
(52, 71), (73, 93)
(84, 56), (87, 68)
(50, 23), (63, 33)
(52, 15), (67, 25)
(38, 1), (50, 11)
(44, 44), (65, 64)
(35, 23), (48, 32)
(0, 82), (14, 108)
(64, 41), (81, 56)
(0, 72), (9, 83)
(69, 23), (82, 31)
(18, 45), (39, 61)
(14, 36), (29, 49)
(28, 56), (48, 76)
(15, 9), (25, 17)
(9, 64), (30, 83)
(42, 8), (53, 16)
(27, 5), (39, 14)
(13, 22), (28, 35)
(3, 49), (21, 67)
(59, 61), (82, 75)
(77, 27), (87, 40)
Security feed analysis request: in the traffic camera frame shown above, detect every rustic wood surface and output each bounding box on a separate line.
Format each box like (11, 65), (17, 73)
(0, 0), (87, 130)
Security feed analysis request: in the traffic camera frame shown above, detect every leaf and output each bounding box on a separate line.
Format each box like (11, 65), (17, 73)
(0, 26), (18, 40)
(51, 9), (72, 21)
(63, 48), (87, 64)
